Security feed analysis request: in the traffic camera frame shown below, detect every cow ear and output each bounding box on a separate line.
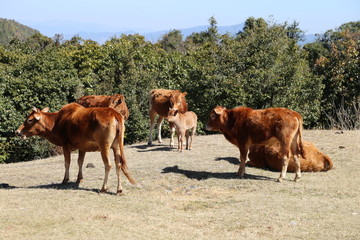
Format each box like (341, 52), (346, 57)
(42, 107), (49, 113)
(214, 106), (225, 115)
(34, 113), (41, 120)
(182, 92), (187, 97)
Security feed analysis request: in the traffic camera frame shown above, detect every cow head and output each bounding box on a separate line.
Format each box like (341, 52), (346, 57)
(167, 108), (179, 123)
(169, 92), (187, 110)
(206, 106), (227, 131)
(15, 107), (49, 139)
(110, 94), (129, 120)
(109, 94), (124, 108)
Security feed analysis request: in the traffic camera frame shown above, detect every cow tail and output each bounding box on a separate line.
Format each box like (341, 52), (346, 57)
(117, 115), (136, 184)
(298, 117), (306, 159)
(323, 154), (333, 171)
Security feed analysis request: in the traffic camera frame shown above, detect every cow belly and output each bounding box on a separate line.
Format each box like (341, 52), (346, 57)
(72, 141), (101, 152)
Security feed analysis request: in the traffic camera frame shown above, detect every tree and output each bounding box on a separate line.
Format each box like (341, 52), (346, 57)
(304, 21), (360, 128)
(158, 29), (185, 52)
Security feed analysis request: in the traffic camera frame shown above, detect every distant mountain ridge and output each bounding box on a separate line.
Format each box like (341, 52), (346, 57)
(60, 23), (246, 44)
(0, 18), (39, 44)
(61, 23), (316, 45)
(1, 19), (317, 45)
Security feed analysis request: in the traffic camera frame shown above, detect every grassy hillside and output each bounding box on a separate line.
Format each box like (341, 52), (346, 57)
(0, 130), (359, 239)
(0, 18), (39, 44)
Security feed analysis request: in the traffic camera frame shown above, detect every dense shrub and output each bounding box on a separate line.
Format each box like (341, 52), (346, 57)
(1, 17), (358, 163)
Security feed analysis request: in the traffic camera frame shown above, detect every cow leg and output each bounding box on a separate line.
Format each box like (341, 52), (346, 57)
(185, 130), (189, 150)
(113, 148), (123, 196)
(62, 147), (71, 184)
(157, 116), (164, 143)
(237, 148), (248, 178)
(179, 131), (186, 152)
(177, 133), (181, 151)
(148, 111), (157, 145)
(292, 134), (302, 182)
(293, 155), (301, 182)
(278, 146), (291, 182)
(169, 122), (175, 147)
(188, 127), (196, 150)
(100, 146), (112, 193)
(76, 151), (86, 184)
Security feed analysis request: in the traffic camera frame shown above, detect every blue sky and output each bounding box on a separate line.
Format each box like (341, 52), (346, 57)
(1, 0), (359, 35)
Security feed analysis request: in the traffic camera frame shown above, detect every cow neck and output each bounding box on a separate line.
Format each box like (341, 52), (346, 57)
(39, 112), (61, 146)
(221, 110), (234, 133)
(220, 110), (240, 146)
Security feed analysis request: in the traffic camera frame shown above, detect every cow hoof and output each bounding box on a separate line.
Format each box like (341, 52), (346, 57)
(147, 141), (152, 146)
(100, 188), (108, 193)
(76, 178), (84, 184)
(116, 190), (124, 196)
(276, 178), (283, 183)
(236, 173), (245, 179)
(61, 178), (69, 184)
(294, 177), (301, 182)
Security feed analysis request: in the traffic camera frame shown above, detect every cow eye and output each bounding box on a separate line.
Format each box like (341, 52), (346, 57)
(211, 113), (216, 120)
(27, 119), (33, 123)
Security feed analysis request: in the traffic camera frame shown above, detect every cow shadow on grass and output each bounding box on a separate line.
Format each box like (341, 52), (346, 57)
(1, 182), (104, 194)
(215, 156), (279, 173)
(162, 165), (274, 181)
(0, 183), (17, 189)
(215, 156), (240, 165)
(131, 143), (175, 152)
(27, 182), (101, 194)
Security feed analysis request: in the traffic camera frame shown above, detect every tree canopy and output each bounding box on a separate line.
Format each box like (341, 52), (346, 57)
(1, 17), (359, 163)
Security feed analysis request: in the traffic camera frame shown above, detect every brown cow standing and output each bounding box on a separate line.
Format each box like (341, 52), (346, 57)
(206, 106), (305, 182)
(77, 94), (129, 120)
(167, 109), (197, 151)
(248, 140), (333, 172)
(148, 89), (188, 146)
(15, 103), (136, 195)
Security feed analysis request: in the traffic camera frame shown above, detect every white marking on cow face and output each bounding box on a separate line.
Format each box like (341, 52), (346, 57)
(167, 108), (178, 122)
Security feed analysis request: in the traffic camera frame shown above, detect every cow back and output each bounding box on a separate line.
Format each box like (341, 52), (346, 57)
(55, 103), (123, 151)
(77, 94), (129, 120)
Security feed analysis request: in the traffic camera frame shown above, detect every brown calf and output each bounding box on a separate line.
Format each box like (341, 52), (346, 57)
(148, 89), (188, 146)
(167, 109), (197, 151)
(77, 94), (129, 120)
(15, 103), (136, 195)
(248, 140), (333, 172)
(206, 106), (305, 182)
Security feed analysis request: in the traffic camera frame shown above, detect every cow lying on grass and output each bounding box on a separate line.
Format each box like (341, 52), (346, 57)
(148, 89), (188, 146)
(206, 106), (305, 182)
(15, 103), (136, 195)
(77, 94), (129, 120)
(248, 140), (333, 172)
(167, 109), (197, 152)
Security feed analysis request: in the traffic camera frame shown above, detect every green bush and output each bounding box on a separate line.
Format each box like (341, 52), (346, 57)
(1, 17), (357, 163)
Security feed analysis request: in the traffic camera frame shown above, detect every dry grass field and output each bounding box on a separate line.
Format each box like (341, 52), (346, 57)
(0, 130), (359, 240)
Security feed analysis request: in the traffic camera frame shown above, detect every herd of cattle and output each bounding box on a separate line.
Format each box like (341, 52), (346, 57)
(15, 89), (333, 195)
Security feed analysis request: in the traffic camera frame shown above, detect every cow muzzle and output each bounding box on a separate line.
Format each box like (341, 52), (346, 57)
(15, 130), (26, 139)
